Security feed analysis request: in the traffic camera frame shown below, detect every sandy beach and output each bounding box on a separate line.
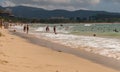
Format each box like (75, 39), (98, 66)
(0, 29), (119, 72)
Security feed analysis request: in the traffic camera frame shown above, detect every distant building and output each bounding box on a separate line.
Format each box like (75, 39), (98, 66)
(0, 13), (10, 17)
(50, 16), (68, 19)
(0, 12), (14, 17)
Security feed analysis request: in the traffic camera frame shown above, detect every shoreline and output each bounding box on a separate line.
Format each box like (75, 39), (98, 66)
(10, 31), (120, 71)
(33, 32), (120, 60)
(30, 22), (120, 24)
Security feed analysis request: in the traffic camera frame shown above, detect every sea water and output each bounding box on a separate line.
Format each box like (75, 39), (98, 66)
(10, 23), (120, 60)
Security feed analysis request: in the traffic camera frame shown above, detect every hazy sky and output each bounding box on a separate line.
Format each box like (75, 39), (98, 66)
(0, 0), (120, 12)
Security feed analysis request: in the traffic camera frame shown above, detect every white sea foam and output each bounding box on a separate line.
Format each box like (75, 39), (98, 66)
(9, 25), (23, 32)
(84, 24), (92, 26)
(11, 25), (120, 60)
(35, 27), (45, 32)
(35, 26), (70, 33)
(35, 33), (120, 60)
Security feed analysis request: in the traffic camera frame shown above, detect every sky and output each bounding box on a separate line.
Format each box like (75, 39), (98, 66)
(0, 0), (120, 13)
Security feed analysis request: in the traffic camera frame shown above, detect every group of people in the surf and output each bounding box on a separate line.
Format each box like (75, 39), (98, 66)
(23, 24), (29, 34)
(45, 25), (57, 34)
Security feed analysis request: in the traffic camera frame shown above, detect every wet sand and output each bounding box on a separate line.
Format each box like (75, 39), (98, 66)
(11, 30), (120, 71)
(0, 29), (119, 72)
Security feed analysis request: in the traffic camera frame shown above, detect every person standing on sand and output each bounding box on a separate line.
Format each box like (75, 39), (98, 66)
(53, 25), (57, 34)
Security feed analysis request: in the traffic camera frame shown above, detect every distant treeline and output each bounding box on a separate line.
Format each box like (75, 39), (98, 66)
(0, 13), (120, 23)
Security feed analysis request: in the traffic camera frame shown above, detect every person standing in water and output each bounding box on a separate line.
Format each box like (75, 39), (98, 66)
(23, 24), (26, 32)
(26, 24), (29, 34)
(23, 24), (29, 34)
(46, 25), (49, 32)
(53, 25), (57, 34)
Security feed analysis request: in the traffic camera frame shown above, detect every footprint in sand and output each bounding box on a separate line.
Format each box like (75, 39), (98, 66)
(10, 38), (14, 39)
(0, 59), (8, 65)
(0, 52), (9, 57)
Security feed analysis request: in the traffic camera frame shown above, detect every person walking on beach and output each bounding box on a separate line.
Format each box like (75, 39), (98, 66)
(53, 25), (57, 34)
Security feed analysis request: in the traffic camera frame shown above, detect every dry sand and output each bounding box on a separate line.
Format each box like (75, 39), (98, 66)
(0, 29), (119, 72)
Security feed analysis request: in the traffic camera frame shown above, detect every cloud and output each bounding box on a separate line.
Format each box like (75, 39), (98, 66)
(74, 0), (100, 5)
(1, 0), (120, 12)
(90, 0), (100, 4)
(104, 0), (120, 4)
(0, 0), (101, 10)
(0, 0), (15, 7)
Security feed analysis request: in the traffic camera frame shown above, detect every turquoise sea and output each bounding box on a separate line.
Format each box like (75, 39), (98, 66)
(30, 23), (120, 38)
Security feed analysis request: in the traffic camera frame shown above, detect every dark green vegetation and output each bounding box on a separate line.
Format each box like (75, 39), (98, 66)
(0, 6), (120, 23)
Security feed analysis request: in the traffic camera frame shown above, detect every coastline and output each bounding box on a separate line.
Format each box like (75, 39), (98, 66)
(10, 30), (120, 71)
(0, 29), (119, 72)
